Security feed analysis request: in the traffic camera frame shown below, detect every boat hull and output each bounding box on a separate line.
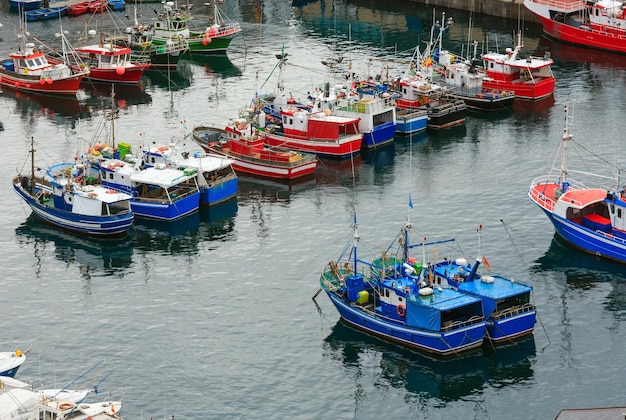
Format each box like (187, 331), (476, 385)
(0, 68), (83, 96)
(450, 92), (515, 112)
(12, 181), (133, 237)
(426, 101), (466, 129)
(524, 0), (626, 54)
(394, 109), (428, 134)
(186, 32), (239, 54)
(83, 65), (148, 84)
(326, 291), (485, 356)
(487, 311), (537, 344)
(129, 192), (200, 220)
(201, 176), (238, 206)
(535, 204), (626, 263)
(263, 132), (362, 159)
(482, 78), (555, 101)
(361, 121), (396, 149)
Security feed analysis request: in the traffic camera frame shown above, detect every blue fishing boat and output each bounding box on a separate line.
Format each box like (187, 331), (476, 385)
(86, 154), (201, 221)
(374, 220), (536, 345)
(8, 0), (41, 10)
(142, 142), (238, 206)
(24, 6), (66, 21)
(12, 141), (134, 237)
(529, 105), (626, 264)
(318, 215), (486, 357)
(394, 107), (428, 135)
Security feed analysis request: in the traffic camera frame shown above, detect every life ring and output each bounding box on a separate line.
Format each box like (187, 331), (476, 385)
(106, 189), (117, 194)
(87, 192), (98, 198)
(59, 402), (74, 410)
(397, 304), (406, 317)
(75, 174), (84, 183)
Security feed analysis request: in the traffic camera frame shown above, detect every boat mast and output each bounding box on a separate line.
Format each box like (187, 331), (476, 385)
(30, 136), (35, 194)
(561, 105), (571, 188)
(110, 85), (116, 149)
(352, 212), (359, 274)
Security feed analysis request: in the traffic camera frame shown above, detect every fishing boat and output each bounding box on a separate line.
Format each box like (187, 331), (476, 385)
(318, 215), (486, 357)
(24, 6), (67, 21)
(66, 0), (91, 16)
(88, 0), (108, 13)
(529, 105), (626, 263)
(0, 33), (87, 96)
(432, 16), (515, 112)
(13, 139), (135, 237)
(85, 150), (201, 221)
(313, 81), (397, 149)
(150, 1), (241, 54)
(430, 255), (537, 344)
(192, 123), (318, 180)
(106, 18), (189, 69)
(390, 24), (467, 130)
(524, 0), (626, 54)
(373, 220), (536, 345)
(72, 41), (150, 84)
(481, 31), (556, 101)
(141, 141), (238, 206)
(0, 348), (27, 378)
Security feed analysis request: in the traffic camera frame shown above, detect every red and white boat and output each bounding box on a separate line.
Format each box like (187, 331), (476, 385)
(88, 0), (107, 13)
(66, 0), (91, 16)
(73, 43), (149, 84)
(262, 107), (362, 159)
(525, 0), (626, 54)
(192, 123), (318, 180)
(481, 32), (556, 100)
(0, 39), (87, 96)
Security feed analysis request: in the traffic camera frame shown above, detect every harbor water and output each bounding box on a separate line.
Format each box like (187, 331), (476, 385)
(1, 0), (626, 418)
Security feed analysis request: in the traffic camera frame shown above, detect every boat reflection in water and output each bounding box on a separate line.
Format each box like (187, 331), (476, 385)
(533, 237), (626, 287)
(323, 320), (535, 400)
(142, 60), (193, 92)
(538, 36), (626, 70)
(314, 155), (363, 187)
(14, 214), (134, 273)
(236, 175), (316, 205)
(82, 81), (153, 108)
(1, 84), (90, 119)
(512, 95), (555, 117)
(183, 53), (242, 79)
(132, 199), (238, 255)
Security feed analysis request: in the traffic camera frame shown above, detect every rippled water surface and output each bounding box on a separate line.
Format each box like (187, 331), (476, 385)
(1, 1), (626, 418)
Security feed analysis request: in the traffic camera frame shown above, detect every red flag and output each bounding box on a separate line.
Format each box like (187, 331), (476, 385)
(483, 256), (491, 272)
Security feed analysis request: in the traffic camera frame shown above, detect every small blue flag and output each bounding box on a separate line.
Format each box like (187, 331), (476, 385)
(409, 194), (414, 209)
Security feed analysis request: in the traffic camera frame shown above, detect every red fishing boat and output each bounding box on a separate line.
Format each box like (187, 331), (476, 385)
(66, 1), (90, 16)
(261, 108), (362, 159)
(525, 0), (626, 54)
(481, 32), (556, 101)
(73, 43), (149, 84)
(192, 123), (318, 180)
(0, 39), (87, 96)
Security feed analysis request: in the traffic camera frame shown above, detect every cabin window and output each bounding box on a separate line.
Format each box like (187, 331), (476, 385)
(289, 118), (293, 125)
(398, 297), (403, 302)
(101, 55), (111, 64)
(19, 59), (26, 68)
(385, 289), (389, 297)
(619, 208), (623, 219)
(109, 173), (114, 180)
(35, 57), (44, 66)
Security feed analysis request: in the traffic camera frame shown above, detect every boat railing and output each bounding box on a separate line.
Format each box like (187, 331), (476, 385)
(441, 314), (485, 332)
(596, 230), (626, 244)
(527, 0), (586, 12)
(492, 303), (535, 321)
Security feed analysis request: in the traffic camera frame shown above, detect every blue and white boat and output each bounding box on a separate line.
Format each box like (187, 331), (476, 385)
(429, 255), (536, 344)
(0, 349), (27, 378)
(142, 142), (238, 207)
(86, 154), (201, 221)
(12, 143), (134, 237)
(318, 215), (486, 357)
(529, 105), (626, 264)
(374, 220), (536, 345)
(394, 107), (428, 135)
